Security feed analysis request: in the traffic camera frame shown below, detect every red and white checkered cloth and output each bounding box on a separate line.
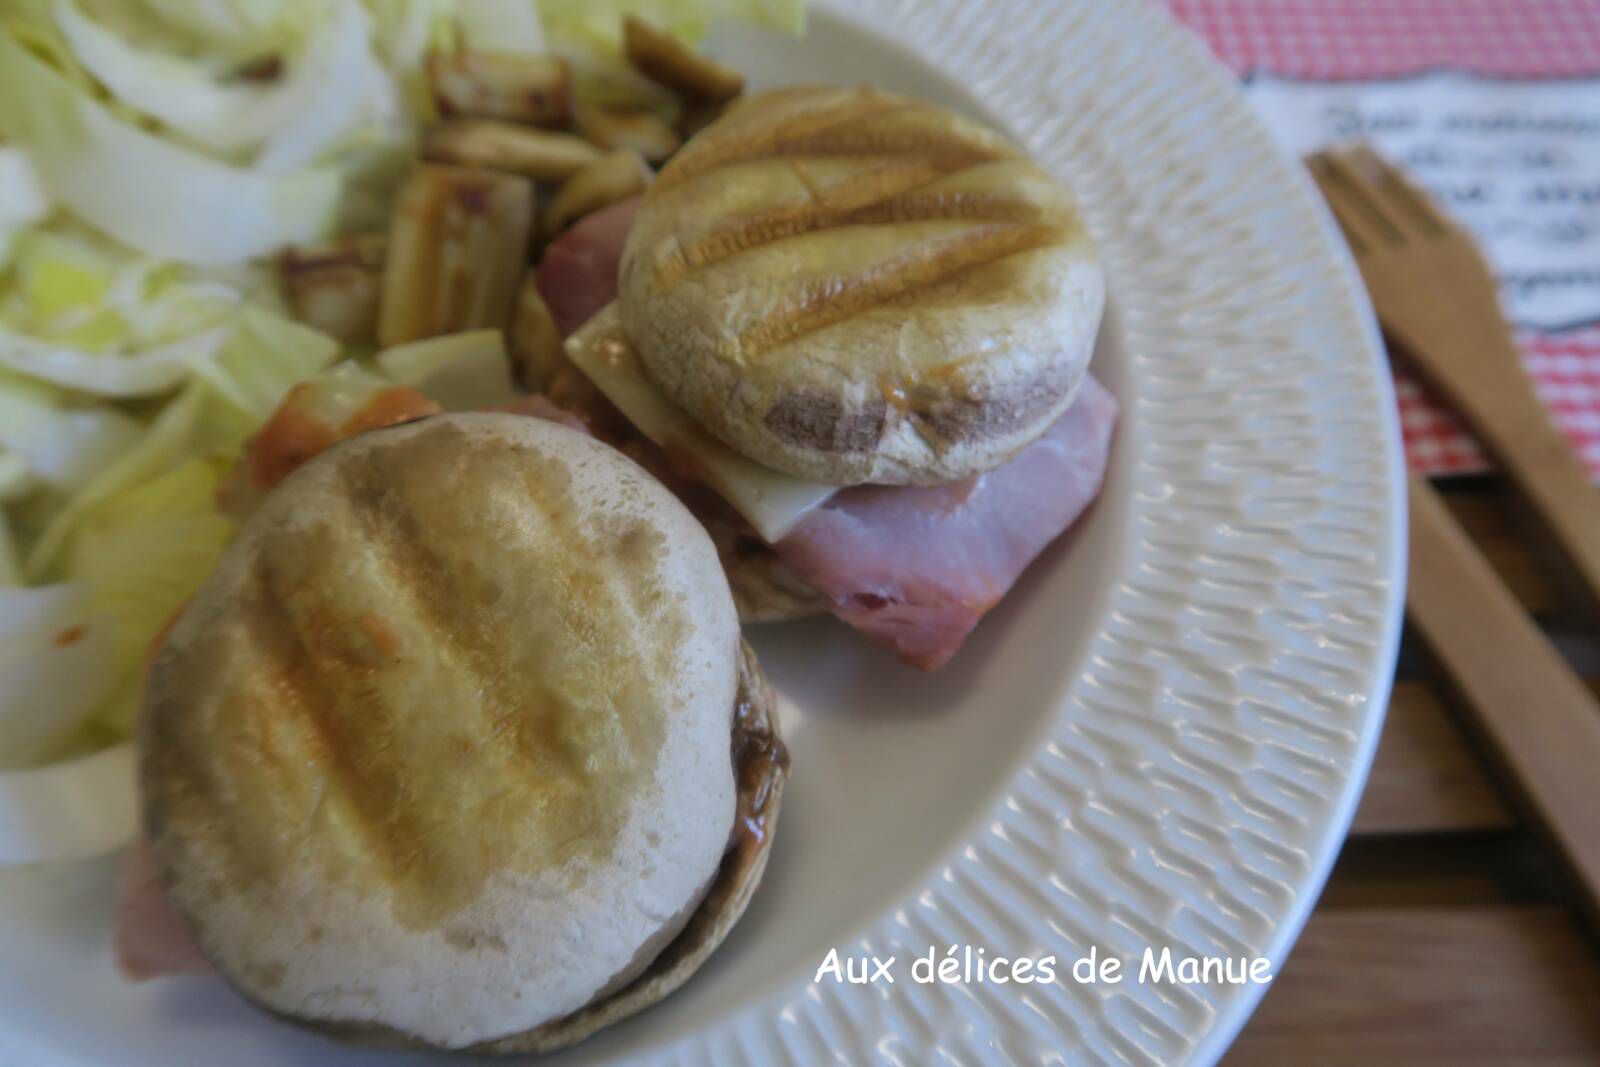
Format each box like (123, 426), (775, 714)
(1166, 0), (1600, 479)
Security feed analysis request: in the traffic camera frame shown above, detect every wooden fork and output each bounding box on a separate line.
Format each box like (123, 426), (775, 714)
(1309, 146), (1600, 616)
(1311, 147), (1600, 922)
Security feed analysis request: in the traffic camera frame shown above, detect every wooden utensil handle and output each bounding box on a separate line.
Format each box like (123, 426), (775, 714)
(1407, 472), (1600, 923)
(1396, 317), (1600, 616)
(1489, 412), (1600, 602)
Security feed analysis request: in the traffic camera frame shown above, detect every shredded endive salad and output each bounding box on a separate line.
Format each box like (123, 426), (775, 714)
(0, 0), (801, 866)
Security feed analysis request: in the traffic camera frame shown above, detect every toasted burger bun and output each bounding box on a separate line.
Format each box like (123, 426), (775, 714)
(140, 413), (761, 1051)
(299, 640), (788, 1056)
(474, 640), (787, 1054)
(618, 85), (1105, 486)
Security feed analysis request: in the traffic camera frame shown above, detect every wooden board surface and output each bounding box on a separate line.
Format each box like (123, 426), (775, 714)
(1224, 479), (1600, 1064)
(1227, 908), (1600, 1065)
(1353, 681), (1512, 835)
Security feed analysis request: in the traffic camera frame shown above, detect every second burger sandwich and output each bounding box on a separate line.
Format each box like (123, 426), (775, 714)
(125, 414), (788, 1051)
(546, 85), (1117, 670)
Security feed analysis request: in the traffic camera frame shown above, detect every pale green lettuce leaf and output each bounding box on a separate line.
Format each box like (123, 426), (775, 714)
(0, 24), (341, 264)
(2, 0), (97, 87)
(0, 147), (50, 266)
(455, 0), (545, 52)
(54, 0), (285, 155)
(0, 322), (232, 396)
(0, 507), (18, 584)
(69, 455), (232, 736)
(250, 1), (395, 175)
(2, 305), (334, 578)
(23, 381), (204, 580)
(364, 0), (454, 121)
(0, 368), (144, 491)
(134, 0), (323, 57)
(0, 454), (33, 502)
(0, 582), (117, 767)
(1, 221), (240, 350)
(6, 227), (119, 347)
(191, 303), (341, 434)
(55, 0), (395, 175)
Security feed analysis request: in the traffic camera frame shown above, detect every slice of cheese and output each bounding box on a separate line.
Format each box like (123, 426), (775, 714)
(564, 304), (837, 542)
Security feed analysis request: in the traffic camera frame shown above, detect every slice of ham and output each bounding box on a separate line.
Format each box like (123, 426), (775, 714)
(532, 190), (1118, 670)
(773, 377), (1118, 671)
(535, 196), (641, 337)
(114, 837), (210, 980)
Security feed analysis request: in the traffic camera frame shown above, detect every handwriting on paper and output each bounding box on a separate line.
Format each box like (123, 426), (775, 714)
(1247, 71), (1600, 330)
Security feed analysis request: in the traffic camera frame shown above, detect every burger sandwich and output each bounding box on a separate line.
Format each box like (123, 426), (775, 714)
(116, 413), (788, 1053)
(534, 85), (1117, 670)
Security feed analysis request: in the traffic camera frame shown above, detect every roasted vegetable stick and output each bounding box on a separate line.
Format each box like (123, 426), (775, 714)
(281, 233), (386, 343)
(576, 105), (682, 163)
(377, 164), (534, 348)
(509, 276), (570, 391)
(423, 118), (603, 182)
(542, 150), (652, 238)
(622, 15), (744, 102)
(428, 50), (572, 126)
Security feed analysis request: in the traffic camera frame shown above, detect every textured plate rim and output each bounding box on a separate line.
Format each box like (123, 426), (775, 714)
(1182, 82), (1405, 1067)
(665, 1), (1406, 1063)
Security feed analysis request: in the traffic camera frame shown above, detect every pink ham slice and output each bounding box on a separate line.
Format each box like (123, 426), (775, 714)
(114, 837), (210, 980)
(774, 377), (1118, 671)
(533, 190), (1118, 671)
(535, 196), (641, 336)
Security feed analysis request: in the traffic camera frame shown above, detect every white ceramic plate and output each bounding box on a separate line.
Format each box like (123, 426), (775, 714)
(0, 1), (1404, 1064)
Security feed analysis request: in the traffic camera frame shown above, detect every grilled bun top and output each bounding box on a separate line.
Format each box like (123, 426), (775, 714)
(618, 85), (1105, 486)
(140, 413), (741, 1050)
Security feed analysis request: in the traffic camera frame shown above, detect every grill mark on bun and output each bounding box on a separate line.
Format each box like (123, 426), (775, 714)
(659, 157), (960, 280)
(330, 441), (600, 795)
(763, 390), (888, 456)
(914, 356), (1082, 449)
(735, 221), (1065, 361)
(719, 120), (1000, 173)
(656, 166), (1041, 286)
(237, 545), (431, 891)
(654, 94), (915, 190)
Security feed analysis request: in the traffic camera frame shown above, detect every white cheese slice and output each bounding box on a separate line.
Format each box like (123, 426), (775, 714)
(564, 304), (838, 542)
